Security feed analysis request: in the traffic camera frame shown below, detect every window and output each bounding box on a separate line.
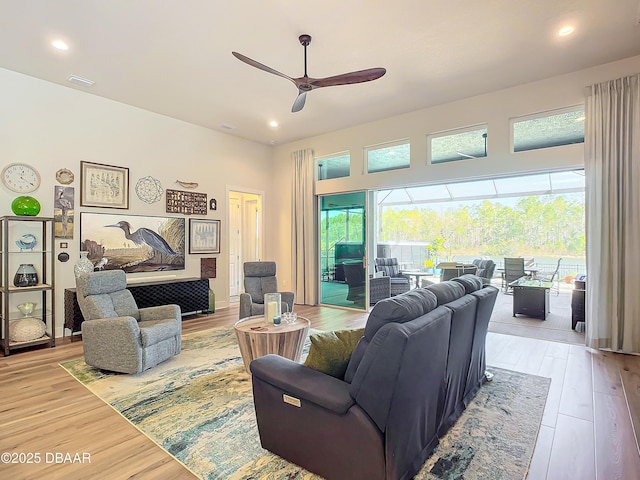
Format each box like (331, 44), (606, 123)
(316, 152), (350, 180)
(511, 105), (584, 152)
(428, 125), (488, 164)
(366, 140), (410, 174)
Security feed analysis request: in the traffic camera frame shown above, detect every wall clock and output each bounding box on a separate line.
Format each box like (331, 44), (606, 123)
(1, 163), (41, 193)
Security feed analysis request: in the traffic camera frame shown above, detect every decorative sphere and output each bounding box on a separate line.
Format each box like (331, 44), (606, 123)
(11, 196), (41, 216)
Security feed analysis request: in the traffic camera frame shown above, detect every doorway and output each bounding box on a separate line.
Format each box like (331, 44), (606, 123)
(228, 189), (263, 300)
(319, 192), (368, 310)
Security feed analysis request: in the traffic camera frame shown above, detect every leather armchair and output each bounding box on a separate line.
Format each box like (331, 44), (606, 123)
(239, 261), (294, 319)
(76, 270), (182, 374)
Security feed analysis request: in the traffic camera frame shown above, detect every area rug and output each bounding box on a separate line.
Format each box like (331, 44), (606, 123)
(60, 326), (550, 479)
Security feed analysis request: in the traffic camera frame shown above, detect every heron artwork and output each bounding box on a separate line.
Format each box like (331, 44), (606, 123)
(105, 221), (178, 264)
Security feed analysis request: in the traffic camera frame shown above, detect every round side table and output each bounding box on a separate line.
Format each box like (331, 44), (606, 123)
(233, 315), (310, 373)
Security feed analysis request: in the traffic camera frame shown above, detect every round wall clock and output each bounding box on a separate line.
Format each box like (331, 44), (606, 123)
(1, 163), (41, 193)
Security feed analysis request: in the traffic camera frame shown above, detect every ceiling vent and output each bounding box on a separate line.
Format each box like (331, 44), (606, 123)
(67, 75), (95, 87)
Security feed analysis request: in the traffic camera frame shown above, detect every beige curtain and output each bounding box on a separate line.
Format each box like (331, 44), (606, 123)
(292, 148), (317, 305)
(584, 73), (640, 354)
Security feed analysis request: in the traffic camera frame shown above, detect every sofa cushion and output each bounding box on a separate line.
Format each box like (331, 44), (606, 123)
(365, 289), (438, 340)
(344, 289), (438, 383)
(303, 328), (365, 379)
(139, 318), (181, 347)
(425, 281), (466, 305)
(452, 274), (483, 294)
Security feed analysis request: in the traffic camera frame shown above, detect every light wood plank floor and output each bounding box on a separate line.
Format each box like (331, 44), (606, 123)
(1, 303), (638, 479)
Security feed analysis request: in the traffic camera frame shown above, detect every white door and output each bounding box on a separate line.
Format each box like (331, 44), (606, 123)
(229, 195), (242, 296)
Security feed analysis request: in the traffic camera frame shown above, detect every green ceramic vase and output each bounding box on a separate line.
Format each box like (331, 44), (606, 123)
(11, 196), (41, 216)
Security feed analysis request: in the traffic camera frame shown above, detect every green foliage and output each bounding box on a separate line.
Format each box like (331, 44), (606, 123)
(379, 194), (585, 257)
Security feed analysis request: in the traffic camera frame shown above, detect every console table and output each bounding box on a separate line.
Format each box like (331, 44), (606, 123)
(64, 277), (210, 336)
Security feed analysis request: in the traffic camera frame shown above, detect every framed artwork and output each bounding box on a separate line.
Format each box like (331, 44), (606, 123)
(166, 189), (207, 215)
(189, 219), (220, 254)
(80, 161), (129, 209)
(54, 185), (74, 238)
(80, 212), (185, 273)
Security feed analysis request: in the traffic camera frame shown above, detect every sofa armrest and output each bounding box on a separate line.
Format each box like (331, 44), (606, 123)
(239, 292), (252, 319)
(139, 304), (181, 322)
(81, 316), (144, 373)
(82, 316), (140, 341)
(280, 291), (295, 312)
(251, 354), (355, 414)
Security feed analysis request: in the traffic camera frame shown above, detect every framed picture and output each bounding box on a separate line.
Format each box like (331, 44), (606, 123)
(80, 212), (185, 273)
(80, 161), (129, 209)
(54, 185), (74, 238)
(189, 219), (220, 254)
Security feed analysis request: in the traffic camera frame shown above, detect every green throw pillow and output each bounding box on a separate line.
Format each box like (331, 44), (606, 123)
(303, 328), (365, 379)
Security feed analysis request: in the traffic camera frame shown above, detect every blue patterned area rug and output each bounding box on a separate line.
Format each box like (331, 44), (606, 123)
(60, 327), (550, 480)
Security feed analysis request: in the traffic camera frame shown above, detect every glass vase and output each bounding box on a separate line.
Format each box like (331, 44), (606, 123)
(14, 264), (38, 287)
(74, 251), (94, 278)
(263, 292), (281, 325)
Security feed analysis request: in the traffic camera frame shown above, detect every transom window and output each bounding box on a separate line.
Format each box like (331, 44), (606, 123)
(428, 125), (488, 164)
(316, 152), (350, 180)
(365, 140), (410, 174)
(511, 105), (584, 152)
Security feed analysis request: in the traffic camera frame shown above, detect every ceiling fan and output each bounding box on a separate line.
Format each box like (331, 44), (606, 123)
(232, 34), (386, 113)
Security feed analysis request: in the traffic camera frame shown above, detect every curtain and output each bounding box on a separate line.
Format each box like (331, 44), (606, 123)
(584, 73), (640, 354)
(292, 148), (317, 305)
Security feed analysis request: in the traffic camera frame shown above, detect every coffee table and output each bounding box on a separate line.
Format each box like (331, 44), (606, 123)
(233, 315), (310, 373)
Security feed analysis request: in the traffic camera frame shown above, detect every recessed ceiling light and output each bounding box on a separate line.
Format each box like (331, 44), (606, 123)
(558, 26), (575, 37)
(269, 120), (278, 128)
(51, 39), (69, 50)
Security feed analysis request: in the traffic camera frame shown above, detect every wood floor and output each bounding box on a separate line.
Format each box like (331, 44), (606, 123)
(1, 303), (639, 479)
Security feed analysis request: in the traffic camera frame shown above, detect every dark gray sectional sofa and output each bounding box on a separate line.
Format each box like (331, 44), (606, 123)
(250, 274), (499, 480)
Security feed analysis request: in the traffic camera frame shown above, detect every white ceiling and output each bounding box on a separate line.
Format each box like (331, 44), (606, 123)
(1, 0), (640, 146)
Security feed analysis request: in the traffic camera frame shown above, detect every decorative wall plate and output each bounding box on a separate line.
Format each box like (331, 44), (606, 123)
(2, 163), (41, 193)
(55, 168), (74, 184)
(135, 176), (164, 204)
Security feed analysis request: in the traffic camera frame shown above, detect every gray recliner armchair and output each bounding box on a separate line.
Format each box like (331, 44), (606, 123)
(76, 270), (182, 374)
(239, 261), (294, 319)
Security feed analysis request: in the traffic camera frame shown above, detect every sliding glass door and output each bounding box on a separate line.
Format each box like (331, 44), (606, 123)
(319, 192), (368, 310)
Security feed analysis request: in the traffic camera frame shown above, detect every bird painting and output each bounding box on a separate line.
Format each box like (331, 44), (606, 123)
(15, 234), (37, 251)
(105, 221), (178, 258)
(81, 213), (185, 273)
(55, 186), (74, 238)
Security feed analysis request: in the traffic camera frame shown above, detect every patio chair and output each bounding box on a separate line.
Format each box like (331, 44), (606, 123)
(474, 260), (496, 285)
(343, 263), (391, 306)
(503, 257), (525, 293)
(374, 258), (411, 295)
(538, 258), (562, 295)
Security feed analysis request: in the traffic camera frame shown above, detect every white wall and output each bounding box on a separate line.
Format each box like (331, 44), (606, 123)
(271, 55), (640, 298)
(0, 68), (273, 338)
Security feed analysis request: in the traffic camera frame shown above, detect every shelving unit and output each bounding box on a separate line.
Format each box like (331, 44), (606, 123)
(1, 216), (55, 356)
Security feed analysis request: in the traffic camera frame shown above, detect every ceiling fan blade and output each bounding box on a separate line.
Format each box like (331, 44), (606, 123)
(232, 51), (295, 84)
(291, 91), (307, 113)
(311, 67), (386, 88)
